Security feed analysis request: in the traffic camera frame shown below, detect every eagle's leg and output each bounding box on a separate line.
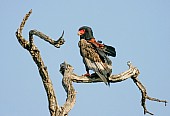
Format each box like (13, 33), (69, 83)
(83, 69), (91, 77)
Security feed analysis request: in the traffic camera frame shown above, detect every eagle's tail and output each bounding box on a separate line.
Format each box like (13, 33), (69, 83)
(94, 62), (112, 86)
(96, 72), (110, 86)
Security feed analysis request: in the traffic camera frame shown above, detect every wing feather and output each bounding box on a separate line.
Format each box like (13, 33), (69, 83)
(79, 39), (112, 85)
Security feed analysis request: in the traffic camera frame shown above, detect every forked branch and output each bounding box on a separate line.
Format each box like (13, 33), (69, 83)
(16, 9), (74, 116)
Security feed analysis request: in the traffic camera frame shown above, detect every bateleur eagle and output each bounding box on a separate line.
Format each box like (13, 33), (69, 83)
(78, 26), (116, 85)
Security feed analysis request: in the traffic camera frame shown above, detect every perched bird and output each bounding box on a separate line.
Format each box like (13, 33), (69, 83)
(78, 26), (116, 85)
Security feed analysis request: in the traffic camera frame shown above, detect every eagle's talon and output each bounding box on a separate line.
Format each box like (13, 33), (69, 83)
(83, 73), (91, 77)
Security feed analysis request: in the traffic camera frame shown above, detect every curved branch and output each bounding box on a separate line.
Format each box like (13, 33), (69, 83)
(132, 77), (167, 115)
(68, 61), (167, 115)
(15, 9), (31, 50)
(16, 9), (65, 116)
(71, 61), (139, 83)
(29, 30), (65, 48)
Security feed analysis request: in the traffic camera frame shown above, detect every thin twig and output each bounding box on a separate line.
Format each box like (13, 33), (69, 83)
(132, 77), (167, 115)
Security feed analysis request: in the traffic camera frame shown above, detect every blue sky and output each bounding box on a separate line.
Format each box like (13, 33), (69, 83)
(1, 0), (170, 116)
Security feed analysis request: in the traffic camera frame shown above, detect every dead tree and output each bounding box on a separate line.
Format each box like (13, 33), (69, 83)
(16, 10), (167, 116)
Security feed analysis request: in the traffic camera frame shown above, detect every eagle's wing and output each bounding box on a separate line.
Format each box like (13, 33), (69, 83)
(79, 39), (112, 85)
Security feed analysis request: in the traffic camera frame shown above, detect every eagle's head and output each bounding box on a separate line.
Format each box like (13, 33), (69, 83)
(78, 26), (94, 40)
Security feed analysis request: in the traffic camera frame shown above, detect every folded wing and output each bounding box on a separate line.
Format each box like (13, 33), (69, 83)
(79, 39), (112, 85)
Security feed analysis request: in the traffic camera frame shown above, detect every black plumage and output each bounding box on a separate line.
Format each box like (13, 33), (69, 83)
(78, 26), (94, 40)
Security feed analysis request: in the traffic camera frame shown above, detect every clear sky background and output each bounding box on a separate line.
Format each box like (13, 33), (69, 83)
(1, 0), (170, 116)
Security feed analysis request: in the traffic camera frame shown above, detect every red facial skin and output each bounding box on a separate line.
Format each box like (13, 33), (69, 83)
(78, 29), (85, 36)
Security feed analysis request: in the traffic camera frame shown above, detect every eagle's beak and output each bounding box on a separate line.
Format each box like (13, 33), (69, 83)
(77, 31), (81, 36)
(77, 29), (85, 36)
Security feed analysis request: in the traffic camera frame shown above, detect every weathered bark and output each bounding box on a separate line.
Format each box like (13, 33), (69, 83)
(16, 9), (75, 116)
(58, 62), (76, 116)
(68, 61), (167, 115)
(71, 61), (138, 83)
(16, 10), (167, 116)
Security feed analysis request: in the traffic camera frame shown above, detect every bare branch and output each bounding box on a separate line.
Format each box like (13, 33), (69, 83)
(58, 62), (76, 116)
(16, 9), (64, 116)
(29, 30), (65, 48)
(68, 61), (167, 115)
(15, 9), (32, 50)
(71, 61), (139, 83)
(132, 77), (167, 115)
